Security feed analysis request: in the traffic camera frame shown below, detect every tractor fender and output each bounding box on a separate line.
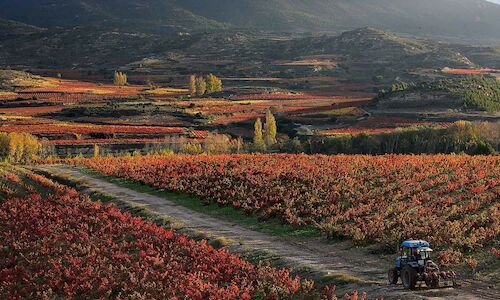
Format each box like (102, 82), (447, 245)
(396, 257), (401, 268)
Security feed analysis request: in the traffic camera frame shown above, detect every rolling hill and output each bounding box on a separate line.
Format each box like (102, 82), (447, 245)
(1, 0), (500, 42)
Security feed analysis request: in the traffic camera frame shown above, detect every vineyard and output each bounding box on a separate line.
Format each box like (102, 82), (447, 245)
(2, 7), (500, 298)
(0, 192), (306, 299)
(0, 123), (185, 135)
(69, 154), (500, 266)
(0, 165), (367, 299)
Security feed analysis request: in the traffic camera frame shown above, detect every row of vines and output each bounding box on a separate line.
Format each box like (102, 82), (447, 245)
(69, 154), (500, 265)
(0, 165), (366, 299)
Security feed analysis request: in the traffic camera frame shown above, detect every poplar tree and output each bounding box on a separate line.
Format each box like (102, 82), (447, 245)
(93, 144), (100, 158)
(214, 75), (222, 93)
(114, 71), (127, 86)
(206, 74), (223, 94)
(189, 75), (196, 96)
(264, 110), (277, 146)
(195, 77), (207, 96)
(253, 118), (266, 152)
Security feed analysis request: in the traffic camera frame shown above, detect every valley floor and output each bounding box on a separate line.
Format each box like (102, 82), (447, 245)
(34, 165), (498, 300)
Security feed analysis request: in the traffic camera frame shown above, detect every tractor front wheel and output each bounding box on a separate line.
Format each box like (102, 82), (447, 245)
(388, 268), (399, 284)
(401, 266), (417, 290)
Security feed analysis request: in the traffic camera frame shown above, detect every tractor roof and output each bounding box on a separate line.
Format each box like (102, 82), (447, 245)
(402, 240), (430, 248)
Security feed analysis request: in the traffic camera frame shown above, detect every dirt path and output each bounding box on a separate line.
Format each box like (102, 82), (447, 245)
(35, 165), (497, 300)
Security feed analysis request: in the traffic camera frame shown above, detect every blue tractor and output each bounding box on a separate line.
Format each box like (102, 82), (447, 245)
(388, 240), (457, 289)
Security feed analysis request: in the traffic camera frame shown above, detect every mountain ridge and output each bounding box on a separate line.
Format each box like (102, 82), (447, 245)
(0, 0), (500, 42)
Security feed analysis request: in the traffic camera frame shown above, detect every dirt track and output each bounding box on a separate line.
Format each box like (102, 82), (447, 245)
(35, 165), (498, 300)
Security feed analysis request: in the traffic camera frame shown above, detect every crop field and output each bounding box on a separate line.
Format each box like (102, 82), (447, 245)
(0, 106), (66, 116)
(442, 68), (500, 75)
(1, 165), (358, 299)
(0, 123), (185, 135)
(0, 72), (384, 153)
(2, 8), (500, 298)
(69, 154), (500, 267)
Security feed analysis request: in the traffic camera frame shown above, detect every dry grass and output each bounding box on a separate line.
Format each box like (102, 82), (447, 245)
(144, 87), (188, 95)
(0, 70), (55, 90)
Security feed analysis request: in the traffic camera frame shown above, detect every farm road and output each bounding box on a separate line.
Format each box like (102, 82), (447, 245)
(35, 165), (497, 300)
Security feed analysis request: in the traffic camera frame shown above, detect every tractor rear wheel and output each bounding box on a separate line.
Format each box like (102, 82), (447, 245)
(401, 266), (417, 290)
(388, 268), (399, 284)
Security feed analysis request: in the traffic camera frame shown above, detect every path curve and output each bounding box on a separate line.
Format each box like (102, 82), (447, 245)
(35, 165), (497, 300)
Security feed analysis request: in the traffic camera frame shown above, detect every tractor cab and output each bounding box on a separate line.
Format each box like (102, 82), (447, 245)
(388, 240), (457, 289)
(396, 240), (433, 269)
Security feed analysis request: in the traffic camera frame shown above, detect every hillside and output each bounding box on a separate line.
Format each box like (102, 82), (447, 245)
(0, 69), (52, 91)
(0, 0), (223, 32)
(0, 27), (494, 83)
(275, 28), (475, 82)
(180, 0), (500, 40)
(371, 77), (500, 113)
(0, 18), (43, 37)
(1, 0), (500, 42)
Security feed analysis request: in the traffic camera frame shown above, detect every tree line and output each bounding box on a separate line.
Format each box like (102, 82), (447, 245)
(0, 132), (41, 163)
(280, 121), (498, 155)
(253, 110), (277, 152)
(189, 74), (222, 96)
(114, 71), (128, 86)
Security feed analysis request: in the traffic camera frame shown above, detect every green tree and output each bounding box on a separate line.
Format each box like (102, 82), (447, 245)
(253, 118), (266, 152)
(264, 110), (277, 147)
(195, 77), (207, 96)
(189, 75), (196, 96)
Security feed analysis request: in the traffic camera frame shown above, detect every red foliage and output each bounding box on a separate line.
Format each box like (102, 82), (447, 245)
(0, 124), (185, 135)
(45, 138), (169, 145)
(190, 130), (210, 139)
(71, 154), (500, 262)
(442, 68), (500, 75)
(319, 128), (396, 135)
(232, 93), (319, 100)
(0, 106), (66, 116)
(0, 191), (310, 299)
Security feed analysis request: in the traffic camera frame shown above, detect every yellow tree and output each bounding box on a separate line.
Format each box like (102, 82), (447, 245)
(0, 132), (41, 163)
(114, 71), (128, 86)
(189, 75), (196, 96)
(253, 118), (266, 152)
(264, 109), (277, 147)
(206, 74), (223, 94)
(195, 77), (207, 96)
(214, 75), (222, 93)
(93, 144), (100, 158)
(206, 74), (216, 94)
